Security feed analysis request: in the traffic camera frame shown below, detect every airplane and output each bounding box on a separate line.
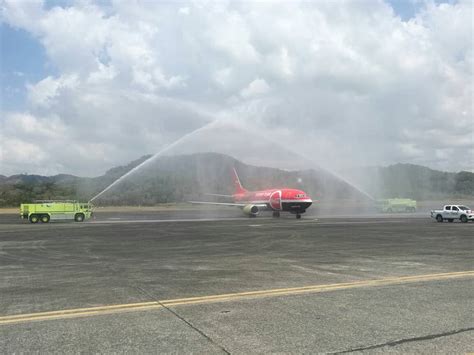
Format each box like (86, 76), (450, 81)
(190, 168), (313, 219)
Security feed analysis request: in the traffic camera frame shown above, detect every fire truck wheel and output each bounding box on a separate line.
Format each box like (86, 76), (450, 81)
(40, 215), (50, 223)
(74, 213), (85, 222)
(29, 214), (39, 223)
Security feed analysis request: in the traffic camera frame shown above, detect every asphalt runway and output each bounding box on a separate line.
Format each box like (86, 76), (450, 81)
(0, 211), (472, 353)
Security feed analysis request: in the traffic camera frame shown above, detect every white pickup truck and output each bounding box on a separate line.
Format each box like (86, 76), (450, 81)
(431, 205), (473, 223)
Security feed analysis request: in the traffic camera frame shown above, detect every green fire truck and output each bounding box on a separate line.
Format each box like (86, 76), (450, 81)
(375, 198), (417, 213)
(20, 201), (93, 223)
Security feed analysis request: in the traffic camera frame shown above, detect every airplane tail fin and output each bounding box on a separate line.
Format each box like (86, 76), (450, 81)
(232, 168), (247, 194)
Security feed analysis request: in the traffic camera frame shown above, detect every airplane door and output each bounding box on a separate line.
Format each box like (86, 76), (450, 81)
(270, 190), (282, 210)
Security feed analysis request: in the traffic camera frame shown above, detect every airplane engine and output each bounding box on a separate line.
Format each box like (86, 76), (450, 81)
(242, 204), (259, 217)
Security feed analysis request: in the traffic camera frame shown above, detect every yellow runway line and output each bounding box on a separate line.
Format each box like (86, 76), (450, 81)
(1, 270), (472, 325)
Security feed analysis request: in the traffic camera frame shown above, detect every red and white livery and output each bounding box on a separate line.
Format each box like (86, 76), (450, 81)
(191, 168), (313, 219)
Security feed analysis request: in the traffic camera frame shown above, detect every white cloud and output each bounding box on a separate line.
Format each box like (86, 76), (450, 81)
(398, 142), (423, 159)
(178, 7), (190, 15)
(27, 74), (79, 108)
(87, 62), (117, 84)
(3, 112), (66, 138)
(240, 78), (270, 98)
(213, 67), (233, 88)
(0, 0), (472, 176)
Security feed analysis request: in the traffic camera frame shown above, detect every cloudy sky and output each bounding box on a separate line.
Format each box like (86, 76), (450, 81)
(0, 0), (472, 176)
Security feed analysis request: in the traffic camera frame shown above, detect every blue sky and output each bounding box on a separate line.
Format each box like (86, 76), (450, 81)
(387, 0), (459, 19)
(386, 0), (424, 20)
(0, 0), (82, 111)
(1, 24), (55, 111)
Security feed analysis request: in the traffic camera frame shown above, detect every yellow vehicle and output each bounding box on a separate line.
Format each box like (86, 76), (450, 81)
(20, 200), (93, 223)
(375, 198), (417, 213)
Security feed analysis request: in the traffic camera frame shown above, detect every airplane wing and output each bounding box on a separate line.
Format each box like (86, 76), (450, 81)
(189, 201), (246, 207)
(203, 193), (234, 198)
(189, 201), (267, 208)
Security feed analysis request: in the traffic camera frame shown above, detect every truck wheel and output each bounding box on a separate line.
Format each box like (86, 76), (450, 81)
(74, 213), (85, 222)
(460, 215), (468, 223)
(40, 215), (50, 223)
(436, 214), (443, 223)
(29, 214), (39, 223)
(448, 219), (454, 223)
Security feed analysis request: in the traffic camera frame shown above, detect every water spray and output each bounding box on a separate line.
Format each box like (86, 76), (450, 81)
(89, 120), (220, 202)
(235, 123), (376, 201)
(284, 150), (375, 201)
(90, 116), (374, 203)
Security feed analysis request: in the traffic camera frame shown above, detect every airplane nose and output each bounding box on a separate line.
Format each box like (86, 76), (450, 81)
(299, 200), (312, 210)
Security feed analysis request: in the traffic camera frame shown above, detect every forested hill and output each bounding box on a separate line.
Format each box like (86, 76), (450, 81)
(0, 153), (472, 207)
(0, 153), (363, 206)
(0, 154), (152, 207)
(347, 163), (473, 200)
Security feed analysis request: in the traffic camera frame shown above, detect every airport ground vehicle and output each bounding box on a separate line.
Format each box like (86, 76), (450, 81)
(376, 198), (417, 213)
(430, 205), (473, 223)
(20, 201), (93, 223)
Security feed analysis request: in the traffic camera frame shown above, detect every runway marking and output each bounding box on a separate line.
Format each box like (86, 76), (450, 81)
(1, 271), (472, 326)
(85, 219), (409, 228)
(88, 217), (268, 224)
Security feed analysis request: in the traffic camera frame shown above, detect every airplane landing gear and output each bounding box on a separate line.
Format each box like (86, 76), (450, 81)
(272, 211), (280, 218)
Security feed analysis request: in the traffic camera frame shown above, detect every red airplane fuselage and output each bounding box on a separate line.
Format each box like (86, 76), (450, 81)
(234, 188), (313, 214)
(231, 169), (313, 215)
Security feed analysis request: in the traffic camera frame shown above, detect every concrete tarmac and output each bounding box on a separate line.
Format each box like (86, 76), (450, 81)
(0, 211), (472, 353)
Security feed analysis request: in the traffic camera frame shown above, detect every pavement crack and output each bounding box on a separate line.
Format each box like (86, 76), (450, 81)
(331, 327), (474, 354)
(135, 285), (231, 355)
(96, 262), (231, 354)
